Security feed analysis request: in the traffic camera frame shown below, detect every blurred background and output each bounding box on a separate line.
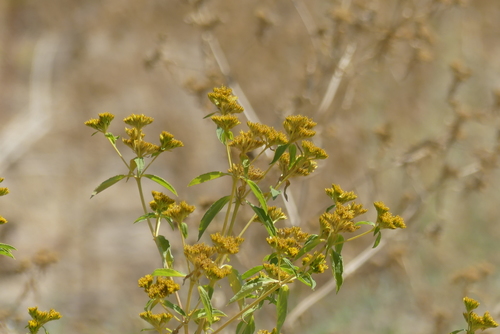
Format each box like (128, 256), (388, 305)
(1, 0), (500, 333)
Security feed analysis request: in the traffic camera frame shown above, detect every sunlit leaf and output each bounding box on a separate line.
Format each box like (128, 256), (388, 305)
(90, 174), (127, 198)
(198, 195), (230, 240)
(188, 171), (229, 186)
(142, 174), (177, 196)
(276, 285), (289, 333)
(245, 179), (267, 212)
(152, 268), (186, 277)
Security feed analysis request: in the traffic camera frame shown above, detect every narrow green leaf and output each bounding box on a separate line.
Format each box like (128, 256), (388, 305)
(241, 265), (264, 280)
(330, 249), (344, 293)
(198, 285), (214, 324)
(0, 243), (16, 259)
(229, 277), (278, 304)
(236, 314), (255, 334)
(326, 204), (336, 212)
(134, 157), (145, 175)
(449, 330), (465, 334)
(203, 112), (217, 119)
(133, 212), (156, 224)
(152, 268), (186, 277)
(157, 235), (174, 267)
(90, 174), (127, 198)
(248, 202), (276, 237)
(297, 272), (316, 289)
(355, 220), (375, 226)
(228, 268), (244, 309)
(161, 300), (186, 317)
(334, 234), (344, 254)
(180, 222), (188, 239)
(294, 234), (321, 259)
(198, 195), (231, 240)
(142, 174), (177, 196)
(373, 230), (382, 248)
(188, 171), (229, 186)
(245, 179), (267, 212)
(276, 285), (289, 333)
(270, 144), (289, 165)
(288, 143), (297, 167)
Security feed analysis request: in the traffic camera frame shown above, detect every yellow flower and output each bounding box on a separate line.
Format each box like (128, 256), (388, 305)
(283, 115), (316, 143)
(123, 114), (154, 129)
(84, 112), (115, 133)
(208, 86), (244, 115)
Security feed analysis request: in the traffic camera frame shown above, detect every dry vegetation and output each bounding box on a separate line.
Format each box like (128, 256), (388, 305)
(1, 0), (500, 333)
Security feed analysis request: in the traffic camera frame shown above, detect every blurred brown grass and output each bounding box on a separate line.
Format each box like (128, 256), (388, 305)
(1, 0), (500, 333)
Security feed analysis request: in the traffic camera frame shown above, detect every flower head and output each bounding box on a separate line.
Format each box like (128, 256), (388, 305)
(84, 112), (115, 133)
(208, 86), (244, 115)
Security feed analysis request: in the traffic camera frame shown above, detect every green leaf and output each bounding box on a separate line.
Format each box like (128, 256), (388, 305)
(449, 330), (465, 334)
(134, 157), (145, 175)
(142, 174), (177, 196)
(105, 132), (119, 144)
(133, 212), (156, 224)
(276, 285), (289, 333)
(228, 268), (244, 310)
(330, 248), (344, 293)
(355, 220), (375, 226)
(241, 265), (264, 280)
(297, 272), (316, 289)
(216, 127), (234, 145)
(294, 234), (321, 260)
(270, 186), (281, 200)
(373, 230), (382, 248)
(326, 204), (336, 212)
(198, 285), (214, 324)
(152, 268), (186, 277)
(157, 235), (174, 267)
(161, 299), (186, 317)
(334, 234), (344, 254)
(203, 112), (217, 119)
(90, 174), (127, 198)
(229, 277), (278, 304)
(180, 222), (188, 239)
(248, 202), (276, 237)
(236, 314), (255, 334)
(188, 171), (229, 186)
(198, 195), (231, 240)
(245, 179), (267, 212)
(270, 144), (289, 165)
(0, 243), (16, 259)
(288, 143), (297, 167)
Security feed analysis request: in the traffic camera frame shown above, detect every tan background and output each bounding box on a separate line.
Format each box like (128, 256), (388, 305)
(1, 0), (500, 333)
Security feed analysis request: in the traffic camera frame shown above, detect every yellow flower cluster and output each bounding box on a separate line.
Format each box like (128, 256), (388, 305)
(138, 274), (180, 299)
(208, 86), (244, 115)
(373, 202), (406, 229)
(139, 311), (173, 330)
(228, 163), (265, 182)
(84, 112), (115, 133)
(184, 243), (232, 280)
(149, 191), (176, 213)
(266, 227), (310, 258)
(463, 297), (499, 332)
(283, 115), (316, 143)
(210, 232), (244, 254)
(263, 263), (292, 281)
(27, 307), (62, 334)
(302, 252), (328, 274)
(165, 201), (196, 223)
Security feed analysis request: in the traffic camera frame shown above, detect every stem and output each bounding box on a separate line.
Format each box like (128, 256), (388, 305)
(106, 136), (129, 169)
(211, 278), (293, 334)
(221, 176), (238, 236)
(344, 228), (375, 243)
